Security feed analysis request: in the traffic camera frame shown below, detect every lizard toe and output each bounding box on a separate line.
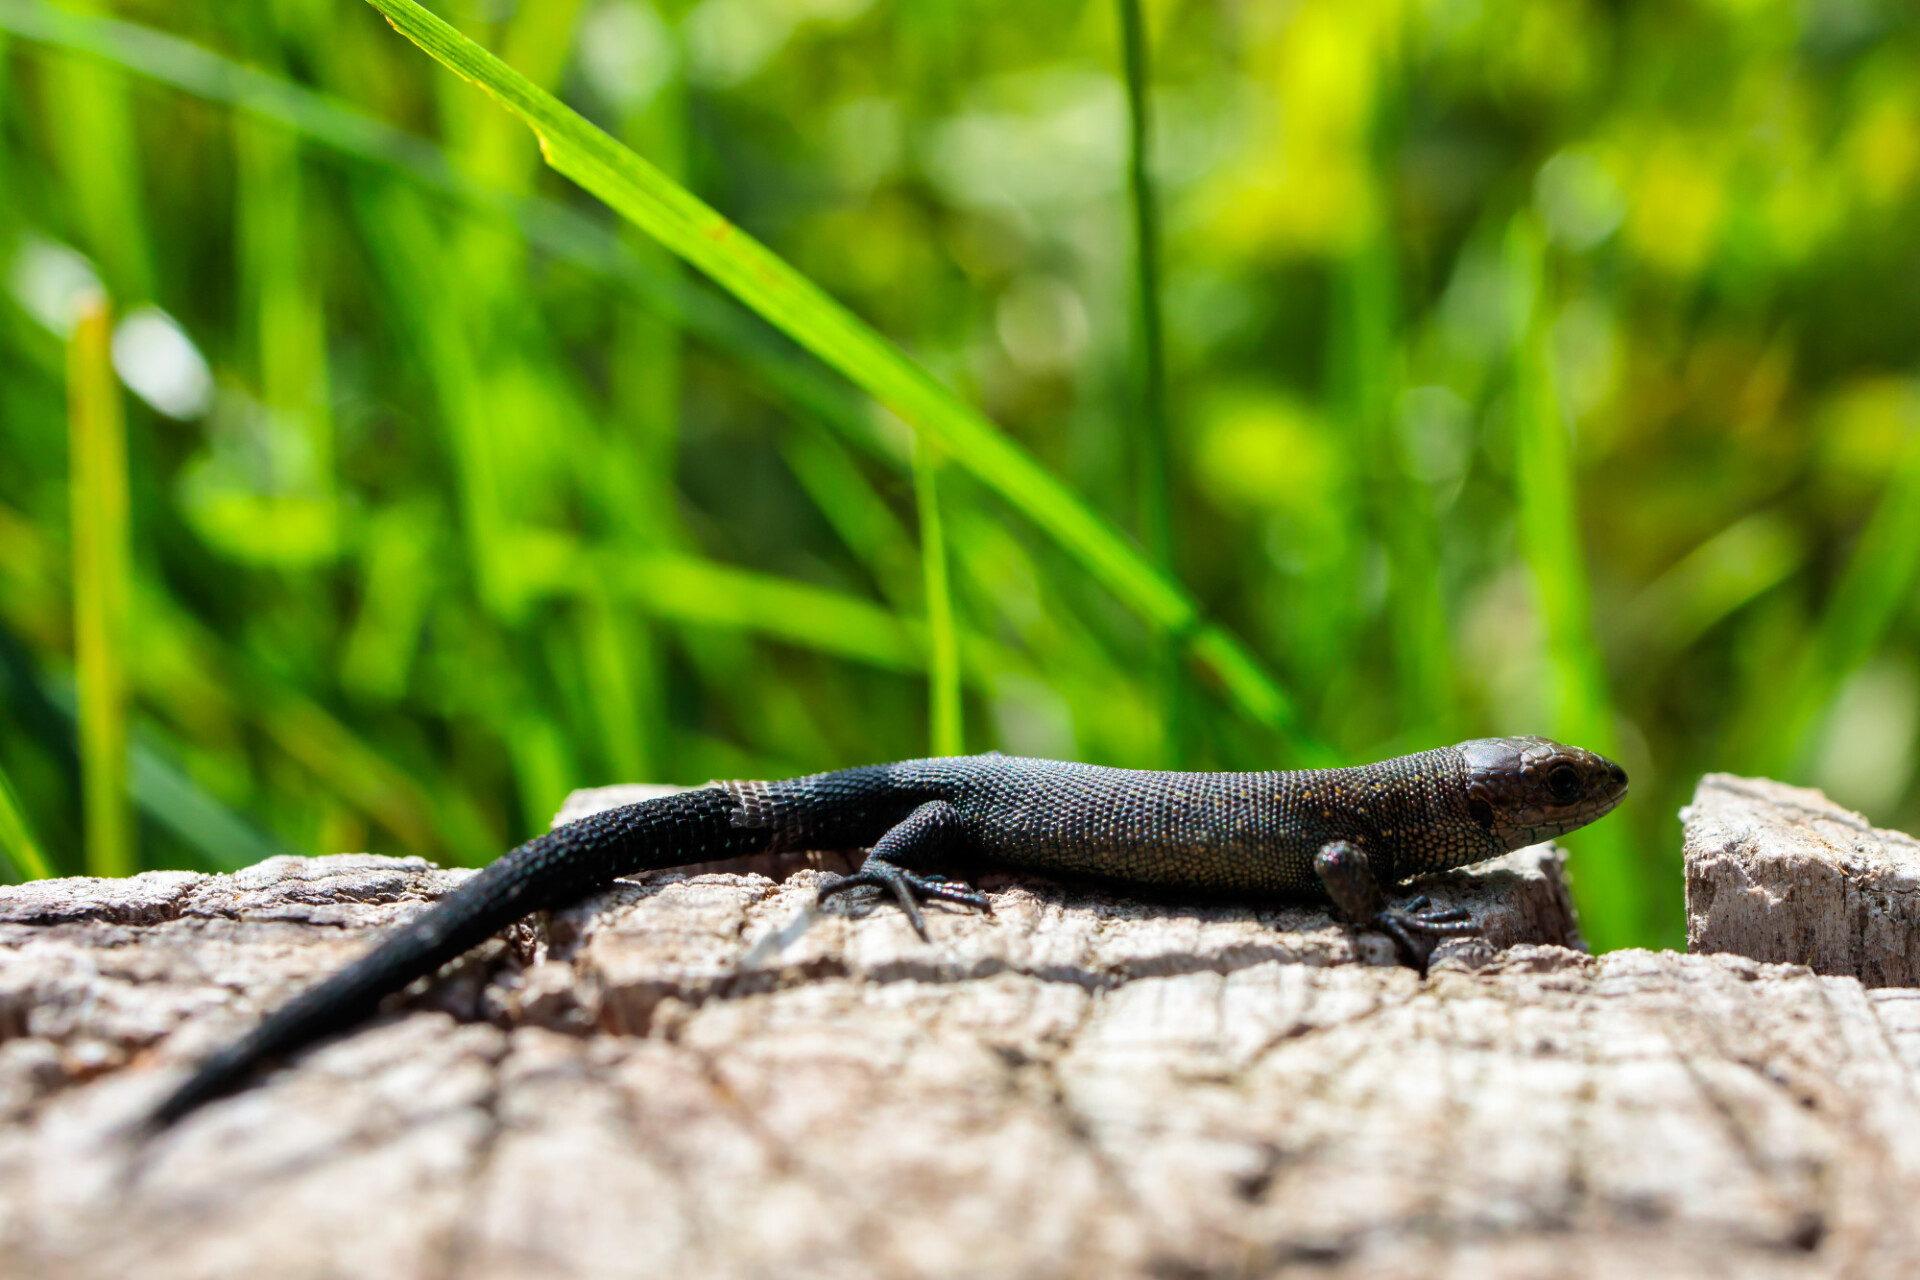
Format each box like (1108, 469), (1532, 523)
(815, 863), (989, 939)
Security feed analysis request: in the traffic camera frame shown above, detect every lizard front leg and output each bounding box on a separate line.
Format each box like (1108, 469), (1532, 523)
(1312, 839), (1479, 969)
(816, 800), (989, 939)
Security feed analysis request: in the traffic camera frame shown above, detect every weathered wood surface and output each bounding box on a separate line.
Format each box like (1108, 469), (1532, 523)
(1686, 773), (1920, 986)
(2, 784), (1918, 1277)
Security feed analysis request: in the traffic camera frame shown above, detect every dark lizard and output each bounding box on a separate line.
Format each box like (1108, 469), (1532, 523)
(143, 735), (1625, 1132)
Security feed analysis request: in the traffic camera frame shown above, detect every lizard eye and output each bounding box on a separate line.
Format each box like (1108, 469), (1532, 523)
(1546, 763), (1582, 803)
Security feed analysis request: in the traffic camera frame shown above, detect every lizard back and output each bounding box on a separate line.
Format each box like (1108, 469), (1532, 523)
(873, 749), (1493, 893)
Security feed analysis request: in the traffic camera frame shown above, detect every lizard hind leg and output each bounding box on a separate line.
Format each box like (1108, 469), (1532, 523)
(815, 799), (988, 940)
(1312, 839), (1480, 971)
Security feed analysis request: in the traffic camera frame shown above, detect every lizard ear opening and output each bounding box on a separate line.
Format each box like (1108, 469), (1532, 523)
(1468, 797), (1496, 834)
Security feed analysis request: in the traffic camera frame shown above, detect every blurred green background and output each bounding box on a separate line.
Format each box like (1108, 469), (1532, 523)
(2, 0), (1917, 951)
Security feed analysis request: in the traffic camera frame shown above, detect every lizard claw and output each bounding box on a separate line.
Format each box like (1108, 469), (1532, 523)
(816, 864), (990, 940)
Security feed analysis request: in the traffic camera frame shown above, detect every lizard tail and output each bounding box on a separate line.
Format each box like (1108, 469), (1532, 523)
(144, 786), (767, 1134)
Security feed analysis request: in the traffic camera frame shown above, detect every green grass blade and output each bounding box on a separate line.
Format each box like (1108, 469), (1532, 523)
(353, 181), (514, 614)
(155, 604), (462, 861)
(247, 677), (452, 858)
(608, 551), (922, 674)
(0, 756), (54, 881)
(2, 494), (488, 867)
(605, 550), (1024, 688)
(236, 113), (335, 495)
(0, 0), (449, 185)
(359, 0), (1312, 750)
(340, 500), (441, 701)
(129, 727), (293, 871)
(27, 668), (298, 873)
(0, 0), (1163, 732)
(784, 425), (1158, 753)
(0, 24), (13, 244)
(67, 298), (133, 878)
(1506, 215), (1638, 948)
(1758, 424), (1920, 778)
(0, 0), (871, 465)
(37, 0), (151, 300)
(1333, 238), (1453, 741)
(1622, 513), (1803, 665)
(914, 441), (963, 755)
(780, 424), (923, 607)
(1116, 0), (1171, 570)
(608, 26), (687, 548)
(578, 591), (654, 784)
(1115, 0), (1186, 765)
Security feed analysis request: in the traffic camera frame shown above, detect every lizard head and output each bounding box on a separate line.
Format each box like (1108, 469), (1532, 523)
(1458, 736), (1628, 851)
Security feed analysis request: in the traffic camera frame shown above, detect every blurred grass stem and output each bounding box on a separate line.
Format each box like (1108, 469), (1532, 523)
(914, 440), (963, 755)
(67, 298), (133, 879)
(1334, 238), (1452, 741)
(1116, 0), (1184, 764)
(1770, 426), (1920, 778)
(1506, 215), (1638, 948)
(1116, 0), (1170, 570)
(38, 0), (150, 298)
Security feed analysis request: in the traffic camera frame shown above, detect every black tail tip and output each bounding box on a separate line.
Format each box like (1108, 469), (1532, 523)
(134, 1060), (248, 1139)
(111, 1093), (189, 1152)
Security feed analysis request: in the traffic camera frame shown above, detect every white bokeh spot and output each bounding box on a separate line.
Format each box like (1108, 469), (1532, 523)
(7, 234), (104, 337)
(112, 306), (214, 420)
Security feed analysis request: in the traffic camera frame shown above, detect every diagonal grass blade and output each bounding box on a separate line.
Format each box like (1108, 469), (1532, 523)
(0, 757), (53, 881)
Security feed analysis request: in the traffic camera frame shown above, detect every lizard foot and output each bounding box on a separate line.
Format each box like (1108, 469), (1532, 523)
(816, 864), (990, 941)
(1372, 897), (1480, 970)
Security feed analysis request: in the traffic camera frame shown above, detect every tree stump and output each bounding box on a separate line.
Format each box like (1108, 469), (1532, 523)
(1, 778), (1916, 1277)
(1686, 772), (1920, 986)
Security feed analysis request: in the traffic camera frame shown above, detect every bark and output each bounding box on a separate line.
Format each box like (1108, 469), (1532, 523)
(0, 782), (1914, 1277)
(1685, 772), (1920, 986)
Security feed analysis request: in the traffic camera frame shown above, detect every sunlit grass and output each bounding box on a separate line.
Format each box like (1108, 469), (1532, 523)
(2, 0), (1916, 959)
(360, 0), (1311, 750)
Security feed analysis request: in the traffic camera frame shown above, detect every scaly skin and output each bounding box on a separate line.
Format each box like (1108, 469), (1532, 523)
(144, 736), (1626, 1132)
